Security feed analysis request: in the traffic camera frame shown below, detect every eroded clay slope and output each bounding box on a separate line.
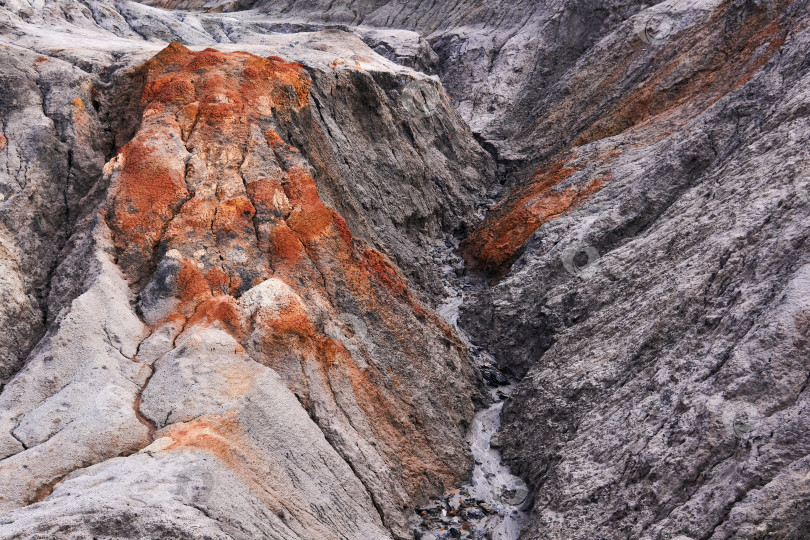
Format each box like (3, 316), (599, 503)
(1, 0), (494, 299)
(458, 0), (810, 538)
(0, 46), (116, 384)
(0, 4), (493, 537)
(136, 0), (650, 160)
(3, 0), (810, 538)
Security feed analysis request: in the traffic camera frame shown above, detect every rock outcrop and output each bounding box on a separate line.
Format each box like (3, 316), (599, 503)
(457, 0), (810, 538)
(2, 0), (810, 539)
(0, 3), (491, 538)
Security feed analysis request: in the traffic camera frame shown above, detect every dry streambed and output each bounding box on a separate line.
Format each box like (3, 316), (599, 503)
(410, 245), (530, 540)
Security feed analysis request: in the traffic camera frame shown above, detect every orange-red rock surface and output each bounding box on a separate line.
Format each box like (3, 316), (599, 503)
(102, 43), (478, 536)
(462, 153), (607, 277)
(462, 0), (799, 279)
(4, 1), (810, 539)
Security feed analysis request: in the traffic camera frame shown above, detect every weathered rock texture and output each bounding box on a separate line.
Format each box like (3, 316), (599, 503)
(0, 46), (111, 382)
(0, 2), (492, 538)
(140, 0), (649, 161)
(457, 0), (810, 538)
(2, 0), (810, 539)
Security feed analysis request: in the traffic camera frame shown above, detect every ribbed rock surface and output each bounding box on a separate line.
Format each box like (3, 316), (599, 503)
(0, 2), (492, 538)
(457, 0), (810, 538)
(3, 0), (810, 539)
(139, 0), (649, 161)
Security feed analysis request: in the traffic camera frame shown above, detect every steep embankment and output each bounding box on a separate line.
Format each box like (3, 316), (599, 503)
(0, 3), (494, 538)
(167, 0), (810, 537)
(2, 0), (810, 539)
(141, 0), (650, 163)
(458, 0), (810, 538)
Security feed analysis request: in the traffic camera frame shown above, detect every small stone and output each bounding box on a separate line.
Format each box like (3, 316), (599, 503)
(478, 502), (494, 514)
(482, 368), (509, 386)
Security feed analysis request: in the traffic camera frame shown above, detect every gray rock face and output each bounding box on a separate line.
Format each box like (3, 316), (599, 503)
(298, 61), (492, 297)
(0, 327), (390, 540)
(3, 0), (810, 539)
(0, 46), (111, 382)
(140, 0), (651, 161)
(457, 0), (810, 538)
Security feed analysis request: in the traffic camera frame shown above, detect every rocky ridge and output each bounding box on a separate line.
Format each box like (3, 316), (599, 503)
(1, 0), (810, 539)
(0, 2), (492, 538)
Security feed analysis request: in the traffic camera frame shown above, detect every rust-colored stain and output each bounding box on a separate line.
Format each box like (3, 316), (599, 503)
(163, 416), (248, 461)
(264, 129), (285, 148)
(177, 260), (210, 302)
(31, 477), (64, 504)
(102, 42), (473, 506)
(575, 2), (789, 146)
(105, 42), (312, 283)
(214, 197), (256, 238)
(186, 296), (243, 337)
(246, 176), (288, 217)
(106, 133), (189, 278)
(361, 247), (408, 298)
(463, 0), (795, 279)
(266, 302), (316, 340)
(269, 223), (305, 262)
(205, 266), (231, 296)
(463, 153), (607, 277)
(0, 134), (6, 151)
(71, 97), (87, 124)
(163, 414), (244, 463)
(160, 413), (341, 535)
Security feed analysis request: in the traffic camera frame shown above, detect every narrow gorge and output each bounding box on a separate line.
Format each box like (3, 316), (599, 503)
(0, 0), (808, 539)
